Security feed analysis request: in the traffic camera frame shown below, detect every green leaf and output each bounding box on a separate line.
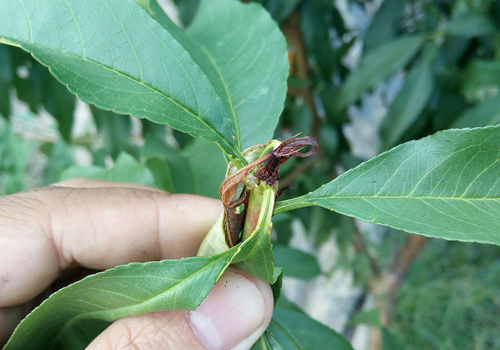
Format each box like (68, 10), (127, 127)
(236, 187), (278, 283)
(382, 328), (401, 350)
(41, 140), (76, 186)
(300, 0), (338, 79)
(363, 0), (407, 54)
(461, 60), (500, 103)
(265, 308), (354, 349)
(0, 44), (12, 84)
(186, 0), (288, 149)
(452, 96), (500, 128)
(273, 246), (321, 280)
(270, 268), (284, 306)
(381, 43), (437, 150)
(42, 69), (76, 142)
(445, 12), (496, 37)
(0, 44), (12, 118)
(0, 119), (28, 194)
(5, 256), (231, 349)
(336, 36), (424, 110)
(91, 106), (133, 160)
(0, 0), (245, 163)
(10, 50), (43, 114)
(254, 0), (300, 22)
(60, 153), (156, 188)
(183, 139), (227, 198)
(141, 135), (197, 193)
(276, 125), (500, 245)
(349, 308), (381, 327)
(174, 0), (200, 27)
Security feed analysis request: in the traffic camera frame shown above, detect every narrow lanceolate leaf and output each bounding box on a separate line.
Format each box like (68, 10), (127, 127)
(5, 254), (234, 350)
(381, 44), (437, 150)
(452, 96), (500, 128)
(273, 246), (321, 280)
(187, 0), (288, 149)
(276, 125), (500, 245)
(363, 0), (407, 54)
(445, 12), (496, 38)
(336, 36), (424, 110)
(5, 216), (275, 350)
(0, 0), (245, 163)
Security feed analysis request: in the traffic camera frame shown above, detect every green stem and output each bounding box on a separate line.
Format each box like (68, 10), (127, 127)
(242, 183), (276, 241)
(273, 196), (314, 215)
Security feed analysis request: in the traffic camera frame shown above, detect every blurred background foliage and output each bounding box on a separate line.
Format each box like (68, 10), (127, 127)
(1, 0), (500, 349)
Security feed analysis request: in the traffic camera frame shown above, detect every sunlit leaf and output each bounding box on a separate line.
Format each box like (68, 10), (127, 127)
(0, 0), (245, 162)
(276, 126), (500, 245)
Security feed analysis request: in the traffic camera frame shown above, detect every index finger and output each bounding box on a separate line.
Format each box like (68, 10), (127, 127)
(0, 181), (222, 307)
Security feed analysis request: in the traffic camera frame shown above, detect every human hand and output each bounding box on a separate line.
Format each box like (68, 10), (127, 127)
(0, 179), (273, 349)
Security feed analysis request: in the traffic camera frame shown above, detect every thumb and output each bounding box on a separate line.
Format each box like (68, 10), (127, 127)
(85, 267), (274, 350)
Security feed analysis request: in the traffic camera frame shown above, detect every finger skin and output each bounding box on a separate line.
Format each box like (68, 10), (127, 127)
(86, 311), (205, 350)
(0, 185), (222, 307)
(52, 178), (163, 191)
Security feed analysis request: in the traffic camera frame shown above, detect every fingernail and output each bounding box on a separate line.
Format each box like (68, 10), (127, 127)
(189, 271), (267, 350)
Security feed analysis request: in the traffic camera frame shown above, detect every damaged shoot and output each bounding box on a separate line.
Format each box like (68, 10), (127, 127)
(198, 135), (318, 257)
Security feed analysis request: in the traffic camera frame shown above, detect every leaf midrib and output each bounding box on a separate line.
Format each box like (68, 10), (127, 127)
(196, 43), (242, 148)
(0, 34), (236, 153)
(308, 195), (500, 201)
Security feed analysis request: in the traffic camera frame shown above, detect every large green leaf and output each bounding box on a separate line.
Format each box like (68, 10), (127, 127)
(141, 135), (197, 194)
(137, 0), (288, 150)
(381, 44), (437, 150)
(445, 12), (496, 38)
(253, 298), (353, 350)
(186, 0), (288, 149)
(336, 36), (424, 110)
(0, 0), (245, 163)
(183, 139), (227, 198)
(0, 44), (12, 118)
(452, 96), (500, 128)
(60, 153), (157, 188)
(275, 126), (500, 245)
(4, 227), (274, 350)
(262, 308), (353, 350)
(273, 246), (321, 280)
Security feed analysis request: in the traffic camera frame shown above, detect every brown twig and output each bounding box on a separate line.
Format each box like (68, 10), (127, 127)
(282, 12), (322, 140)
(279, 155), (317, 187)
(352, 221), (380, 278)
(368, 234), (430, 350)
